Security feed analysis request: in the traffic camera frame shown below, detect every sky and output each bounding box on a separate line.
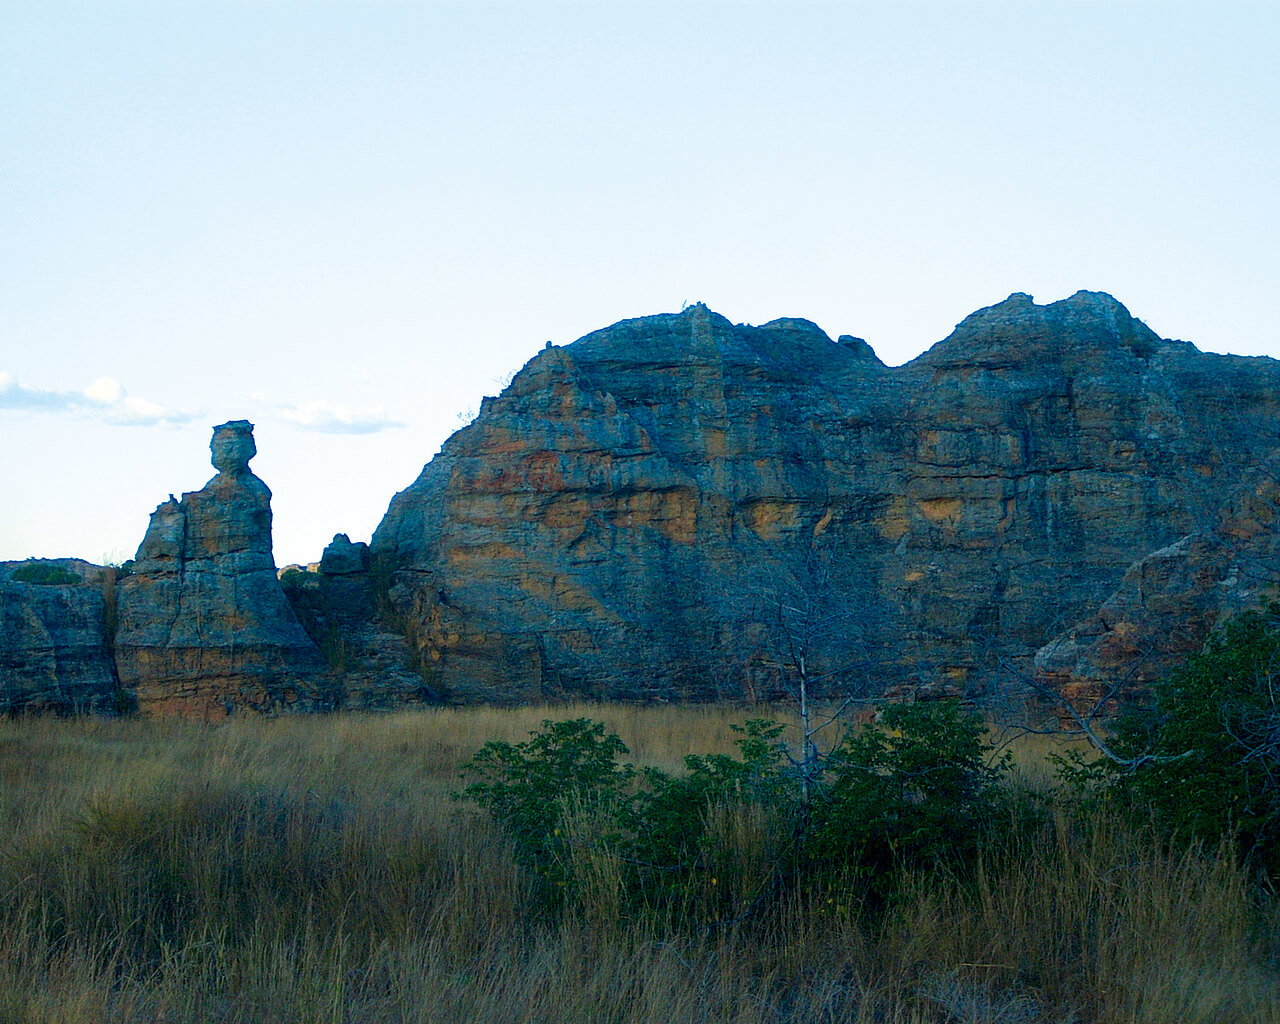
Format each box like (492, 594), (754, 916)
(2, 1), (1277, 568)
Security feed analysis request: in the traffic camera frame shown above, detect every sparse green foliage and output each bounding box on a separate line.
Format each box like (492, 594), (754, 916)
(629, 719), (794, 912)
(9, 562), (80, 585)
(1107, 602), (1280, 873)
(461, 704), (1011, 918)
(458, 717), (799, 918)
(458, 718), (637, 901)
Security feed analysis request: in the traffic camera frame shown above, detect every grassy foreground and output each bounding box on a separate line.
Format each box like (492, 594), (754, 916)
(1, 705), (1277, 1023)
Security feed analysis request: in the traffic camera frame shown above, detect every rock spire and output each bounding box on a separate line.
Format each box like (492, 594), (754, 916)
(113, 420), (325, 717)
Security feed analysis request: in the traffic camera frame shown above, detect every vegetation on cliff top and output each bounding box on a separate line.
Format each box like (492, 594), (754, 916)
(8, 561), (81, 585)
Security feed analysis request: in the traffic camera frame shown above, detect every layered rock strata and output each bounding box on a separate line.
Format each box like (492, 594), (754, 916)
(372, 294), (1280, 704)
(7, 292), (1280, 716)
(114, 421), (325, 717)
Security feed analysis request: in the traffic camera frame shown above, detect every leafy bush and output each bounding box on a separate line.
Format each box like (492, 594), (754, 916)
(459, 717), (798, 917)
(632, 720), (791, 872)
(1109, 602), (1280, 873)
(460, 703), (1010, 921)
(458, 718), (637, 901)
(629, 719), (796, 915)
(9, 562), (80, 585)
(810, 700), (1009, 887)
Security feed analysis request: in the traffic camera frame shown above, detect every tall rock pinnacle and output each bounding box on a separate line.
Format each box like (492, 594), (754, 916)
(113, 420), (325, 717)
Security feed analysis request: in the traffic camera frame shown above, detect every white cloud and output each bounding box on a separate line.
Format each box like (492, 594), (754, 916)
(84, 377), (124, 403)
(0, 375), (79, 412)
(120, 396), (169, 420)
(275, 399), (403, 435)
(0, 372), (196, 426)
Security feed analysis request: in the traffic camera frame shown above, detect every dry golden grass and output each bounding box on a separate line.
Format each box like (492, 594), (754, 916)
(0, 705), (1277, 1023)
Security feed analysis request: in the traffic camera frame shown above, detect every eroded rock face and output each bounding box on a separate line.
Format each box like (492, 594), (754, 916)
(1035, 474), (1280, 715)
(281, 535), (430, 710)
(114, 421), (325, 717)
(320, 533), (370, 576)
(372, 294), (1280, 703)
(0, 560), (119, 714)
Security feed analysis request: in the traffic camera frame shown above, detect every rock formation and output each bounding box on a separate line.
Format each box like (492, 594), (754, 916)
(372, 294), (1280, 704)
(0, 560), (119, 714)
(113, 420), (326, 717)
(280, 534), (430, 709)
(6, 292), (1280, 717)
(1035, 472), (1280, 715)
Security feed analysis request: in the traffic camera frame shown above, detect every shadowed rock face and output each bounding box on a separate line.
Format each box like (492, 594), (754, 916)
(114, 421), (324, 717)
(280, 534), (430, 710)
(372, 294), (1280, 704)
(1035, 473), (1280, 715)
(0, 560), (118, 714)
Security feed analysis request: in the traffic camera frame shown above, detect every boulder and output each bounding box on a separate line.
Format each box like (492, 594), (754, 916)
(320, 533), (370, 575)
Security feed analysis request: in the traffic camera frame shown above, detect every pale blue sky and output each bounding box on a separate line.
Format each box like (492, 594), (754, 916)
(2, 1), (1277, 566)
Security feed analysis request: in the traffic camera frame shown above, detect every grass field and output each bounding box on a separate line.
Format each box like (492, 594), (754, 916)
(1, 704), (1277, 1023)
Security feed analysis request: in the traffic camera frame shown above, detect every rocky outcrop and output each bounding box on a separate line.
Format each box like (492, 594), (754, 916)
(1035, 473), (1280, 714)
(320, 533), (371, 576)
(114, 421), (326, 717)
(281, 534), (430, 709)
(372, 294), (1280, 704)
(8, 292), (1280, 716)
(0, 560), (119, 714)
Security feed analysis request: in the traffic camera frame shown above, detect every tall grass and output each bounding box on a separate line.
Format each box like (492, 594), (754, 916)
(1, 706), (1276, 1023)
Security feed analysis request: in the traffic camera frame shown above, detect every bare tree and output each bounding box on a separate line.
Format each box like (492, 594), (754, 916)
(718, 539), (888, 809)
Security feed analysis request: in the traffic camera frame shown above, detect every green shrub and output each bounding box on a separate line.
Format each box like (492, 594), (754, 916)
(459, 718), (796, 918)
(9, 562), (80, 585)
(458, 718), (637, 902)
(810, 700), (1009, 889)
(633, 719), (791, 872)
(461, 705), (1012, 921)
(1109, 602), (1280, 873)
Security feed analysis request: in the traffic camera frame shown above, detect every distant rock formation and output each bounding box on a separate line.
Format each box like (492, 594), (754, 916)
(6, 292), (1280, 718)
(372, 294), (1280, 705)
(113, 420), (325, 717)
(280, 533), (431, 710)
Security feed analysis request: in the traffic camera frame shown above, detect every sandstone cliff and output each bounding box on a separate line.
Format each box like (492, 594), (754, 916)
(5, 293), (1278, 717)
(372, 294), (1280, 704)
(113, 421), (325, 717)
